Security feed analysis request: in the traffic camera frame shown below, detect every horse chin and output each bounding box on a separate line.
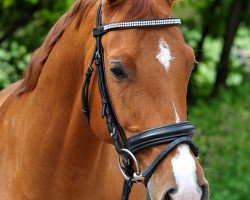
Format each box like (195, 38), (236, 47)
(146, 189), (171, 200)
(146, 188), (172, 200)
(146, 188), (152, 200)
(146, 180), (167, 200)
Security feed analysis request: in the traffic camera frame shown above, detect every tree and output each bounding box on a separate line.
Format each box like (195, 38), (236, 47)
(212, 0), (249, 96)
(0, 0), (73, 89)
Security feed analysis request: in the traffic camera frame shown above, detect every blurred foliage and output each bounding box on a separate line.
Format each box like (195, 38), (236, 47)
(0, 41), (30, 87)
(0, 0), (250, 199)
(174, 0), (250, 98)
(0, 0), (74, 88)
(190, 81), (250, 199)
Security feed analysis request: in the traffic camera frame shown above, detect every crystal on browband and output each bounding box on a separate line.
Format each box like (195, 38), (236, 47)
(93, 18), (181, 37)
(103, 18), (181, 32)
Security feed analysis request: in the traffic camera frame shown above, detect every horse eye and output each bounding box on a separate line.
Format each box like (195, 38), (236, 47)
(110, 63), (128, 80)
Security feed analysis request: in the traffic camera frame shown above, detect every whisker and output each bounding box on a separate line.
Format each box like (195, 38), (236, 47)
(202, 168), (220, 173)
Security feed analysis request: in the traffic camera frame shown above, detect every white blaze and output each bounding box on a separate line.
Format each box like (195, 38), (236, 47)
(171, 144), (202, 199)
(172, 102), (180, 123)
(156, 38), (174, 70)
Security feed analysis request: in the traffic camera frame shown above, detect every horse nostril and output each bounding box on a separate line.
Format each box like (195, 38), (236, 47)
(163, 193), (171, 200)
(164, 184), (206, 200)
(163, 189), (177, 200)
(168, 188), (178, 195)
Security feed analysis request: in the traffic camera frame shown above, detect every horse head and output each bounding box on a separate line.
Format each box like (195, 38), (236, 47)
(85, 0), (209, 199)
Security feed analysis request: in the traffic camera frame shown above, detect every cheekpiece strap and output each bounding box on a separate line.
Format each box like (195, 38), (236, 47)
(121, 178), (134, 200)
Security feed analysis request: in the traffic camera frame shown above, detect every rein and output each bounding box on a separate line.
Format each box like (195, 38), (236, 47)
(82, 2), (198, 200)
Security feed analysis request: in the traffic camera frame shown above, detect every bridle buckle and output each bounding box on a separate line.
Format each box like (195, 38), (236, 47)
(133, 173), (145, 183)
(110, 127), (116, 137)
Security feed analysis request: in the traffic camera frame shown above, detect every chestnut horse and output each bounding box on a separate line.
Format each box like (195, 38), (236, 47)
(0, 0), (209, 199)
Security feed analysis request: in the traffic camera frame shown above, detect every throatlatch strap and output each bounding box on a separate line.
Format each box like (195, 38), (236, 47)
(82, 64), (94, 119)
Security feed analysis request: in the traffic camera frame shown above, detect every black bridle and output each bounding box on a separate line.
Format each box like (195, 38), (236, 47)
(82, 2), (198, 200)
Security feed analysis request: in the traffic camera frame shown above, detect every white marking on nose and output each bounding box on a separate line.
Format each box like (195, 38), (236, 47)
(156, 38), (175, 70)
(147, 180), (153, 200)
(171, 144), (202, 200)
(172, 102), (180, 123)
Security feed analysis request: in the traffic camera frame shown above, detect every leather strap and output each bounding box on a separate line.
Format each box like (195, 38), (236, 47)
(125, 121), (195, 153)
(141, 136), (198, 185)
(121, 178), (134, 200)
(94, 2), (127, 147)
(82, 54), (95, 120)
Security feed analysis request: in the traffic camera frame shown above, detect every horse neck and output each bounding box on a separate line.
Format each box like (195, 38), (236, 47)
(0, 4), (147, 198)
(1, 6), (119, 196)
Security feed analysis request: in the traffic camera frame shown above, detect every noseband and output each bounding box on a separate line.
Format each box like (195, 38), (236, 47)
(82, 2), (198, 200)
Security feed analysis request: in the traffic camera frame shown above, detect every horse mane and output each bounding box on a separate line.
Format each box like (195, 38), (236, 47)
(17, 0), (170, 95)
(112, 0), (173, 20)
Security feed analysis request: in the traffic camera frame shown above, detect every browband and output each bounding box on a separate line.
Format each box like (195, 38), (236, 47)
(93, 18), (181, 37)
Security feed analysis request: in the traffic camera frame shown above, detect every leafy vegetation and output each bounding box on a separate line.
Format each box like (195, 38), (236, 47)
(190, 82), (250, 199)
(0, 41), (30, 87)
(0, 0), (74, 88)
(0, 0), (250, 199)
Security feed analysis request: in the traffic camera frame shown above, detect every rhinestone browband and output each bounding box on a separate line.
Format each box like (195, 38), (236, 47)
(93, 18), (181, 37)
(104, 18), (181, 31)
